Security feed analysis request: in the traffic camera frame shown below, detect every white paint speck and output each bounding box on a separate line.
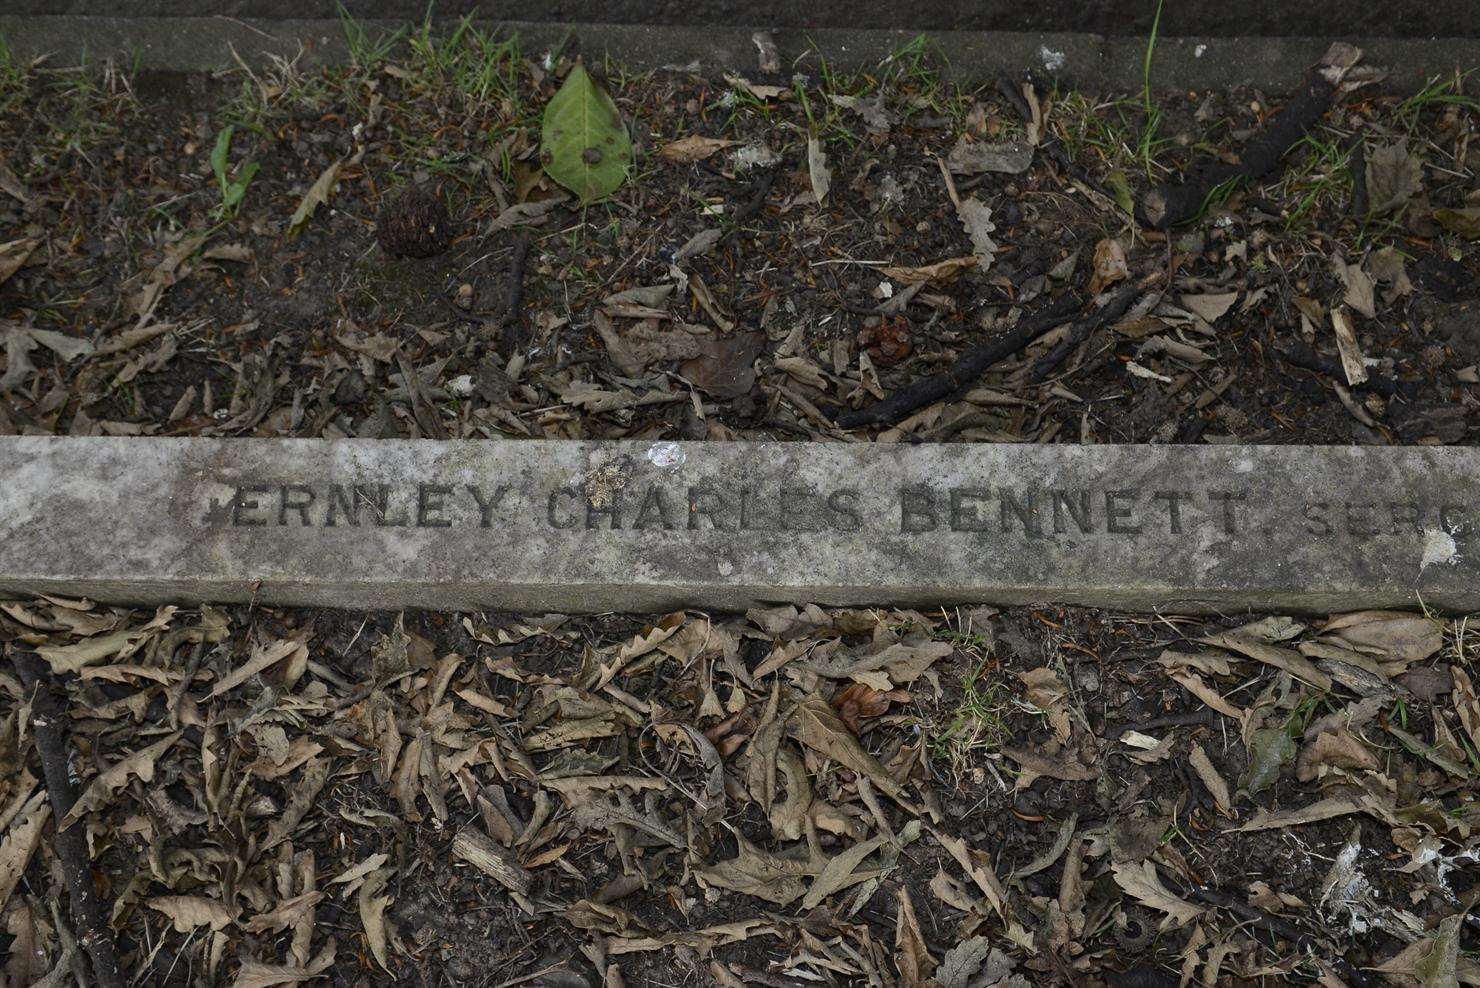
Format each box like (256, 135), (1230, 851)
(1419, 527), (1459, 574)
(1194, 44), (1208, 58)
(647, 442), (685, 469)
(717, 560), (734, 577)
(1039, 46), (1066, 71)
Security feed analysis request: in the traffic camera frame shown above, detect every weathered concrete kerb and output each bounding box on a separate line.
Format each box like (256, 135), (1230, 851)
(0, 17), (1474, 92)
(0, 437), (1474, 613)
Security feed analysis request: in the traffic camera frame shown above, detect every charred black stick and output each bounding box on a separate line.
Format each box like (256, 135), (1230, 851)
(1180, 880), (1375, 987)
(995, 72), (1034, 125)
(719, 166), (779, 249)
(835, 293), (1082, 430)
(1138, 47), (1357, 229)
(1281, 341), (1417, 399)
(11, 649), (126, 988)
(1025, 283), (1139, 383)
(1187, 883), (1382, 988)
(1187, 886), (1313, 947)
(1348, 138), (1368, 221)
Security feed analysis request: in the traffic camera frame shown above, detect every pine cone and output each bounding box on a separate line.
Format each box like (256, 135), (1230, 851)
(375, 185), (453, 259)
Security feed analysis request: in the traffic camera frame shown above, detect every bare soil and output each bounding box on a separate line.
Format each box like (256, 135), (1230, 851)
(1, 44), (1476, 448)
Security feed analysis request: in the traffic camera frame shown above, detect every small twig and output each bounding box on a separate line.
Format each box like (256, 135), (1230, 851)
(439, 294), (487, 327)
(11, 649), (126, 988)
(835, 292), (1083, 429)
(1105, 709), (1221, 740)
(167, 640), (208, 729)
(497, 233), (532, 358)
(1347, 137), (1368, 221)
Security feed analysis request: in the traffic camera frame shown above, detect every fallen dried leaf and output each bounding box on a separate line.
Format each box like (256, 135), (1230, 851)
(62, 731), (182, 829)
(1180, 292), (1238, 324)
(792, 696), (909, 806)
(1235, 795), (1377, 832)
(288, 159), (341, 237)
(894, 886), (935, 986)
(0, 237), (38, 287)
(1434, 206), (1480, 239)
(208, 639), (308, 699)
(680, 331), (764, 399)
(1365, 142), (1423, 217)
(858, 316), (912, 366)
(1295, 727), (1379, 782)
(1110, 860), (1203, 929)
(1200, 632), (1333, 691)
(957, 198), (998, 266)
(694, 837), (818, 906)
(946, 137), (1033, 175)
(658, 135), (739, 164)
(803, 835), (885, 909)
(1089, 238), (1129, 295)
(1001, 743), (1096, 782)
(148, 895), (237, 933)
(1188, 743), (1232, 812)
(357, 867), (394, 972)
(882, 256), (977, 284)
(1319, 610), (1443, 665)
(807, 136), (832, 204)
(1329, 306), (1368, 387)
(0, 792), (48, 913)
(229, 944), (337, 988)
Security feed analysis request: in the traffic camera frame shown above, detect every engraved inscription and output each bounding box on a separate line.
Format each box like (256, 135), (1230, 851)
(898, 486), (1244, 536)
(206, 475), (1463, 544)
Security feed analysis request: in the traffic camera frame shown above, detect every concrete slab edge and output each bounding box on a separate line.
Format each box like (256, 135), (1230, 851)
(0, 16), (1475, 92)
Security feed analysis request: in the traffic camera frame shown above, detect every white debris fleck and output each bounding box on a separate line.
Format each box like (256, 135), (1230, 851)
(1039, 46), (1066, 71)
(1194, 44), (1208, 58)
(1321, 840), (1377, 935)
(1234, 458), (1254, 473)
(1419, 527), (1459, 573)
(647, 442), (686, 469)
(1119, 730), (1163, 750)
(732, 143), (781, 173)
(1125, 360), (1172, 383)
(448, 374), (474, 397)
(717, 560), (734, 576)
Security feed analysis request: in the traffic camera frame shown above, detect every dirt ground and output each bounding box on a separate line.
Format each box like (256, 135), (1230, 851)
(0, 17), (1478, 988)
(5, 0), (1480, 39)
(0, 28), (1476, 448)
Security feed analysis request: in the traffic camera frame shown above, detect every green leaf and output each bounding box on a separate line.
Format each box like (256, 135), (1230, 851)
(224, 163), (259, 210)
(541, 65), (632, 204)
(211, 126), (234, 195)
(1240, 726), (1295, 796)
(1106, 170), (1135, 217)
